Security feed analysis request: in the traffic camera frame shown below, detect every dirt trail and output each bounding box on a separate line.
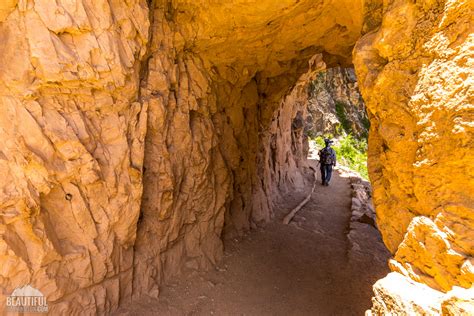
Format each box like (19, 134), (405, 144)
(115, 162), (390, 316)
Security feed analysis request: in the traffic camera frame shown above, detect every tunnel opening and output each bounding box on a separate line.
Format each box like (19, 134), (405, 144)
(0, 0), (472, 314)
(129, 0), (473, 313)
(123, 55), (392, 314)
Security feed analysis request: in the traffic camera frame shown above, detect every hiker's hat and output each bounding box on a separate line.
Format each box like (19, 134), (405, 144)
(324, 138), (333, 144)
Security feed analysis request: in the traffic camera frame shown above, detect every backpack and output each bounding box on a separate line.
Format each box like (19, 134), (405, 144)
(319, 147), (335, 165)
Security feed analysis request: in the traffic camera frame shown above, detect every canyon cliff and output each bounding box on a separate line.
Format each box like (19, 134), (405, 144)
(306, 67), (369, 139)
(0, 0), (472, 314)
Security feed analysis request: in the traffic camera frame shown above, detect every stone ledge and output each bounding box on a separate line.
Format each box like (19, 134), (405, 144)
(366, 272), (474, 316)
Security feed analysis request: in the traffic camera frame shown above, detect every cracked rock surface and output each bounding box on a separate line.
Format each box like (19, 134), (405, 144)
(0, 0), (472, 314)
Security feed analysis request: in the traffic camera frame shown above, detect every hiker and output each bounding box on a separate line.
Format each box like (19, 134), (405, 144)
(319, 139), (336, 186)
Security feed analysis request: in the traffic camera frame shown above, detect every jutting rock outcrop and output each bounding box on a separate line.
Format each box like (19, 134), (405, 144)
(353, 0), (473, 313)
(0, 0), (366, 313)
(0, 0), (472, 314)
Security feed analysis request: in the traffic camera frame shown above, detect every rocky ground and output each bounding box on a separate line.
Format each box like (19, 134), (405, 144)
(114, 155), (391, 315)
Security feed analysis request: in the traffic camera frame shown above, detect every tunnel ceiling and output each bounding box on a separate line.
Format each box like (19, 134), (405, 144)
(0, 0), (472, 314)
(169, 0), (366, 76)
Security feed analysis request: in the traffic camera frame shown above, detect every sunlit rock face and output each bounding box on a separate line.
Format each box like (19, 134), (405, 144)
(0, 0), (366, 313)
(353, 0), (473, 297)
(368, 272), (474, 316)
(0, 0), (149, 313)
(0, 0), (472, 314)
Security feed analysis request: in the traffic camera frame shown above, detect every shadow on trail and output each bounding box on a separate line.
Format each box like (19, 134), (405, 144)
(115, 164), (390, 316)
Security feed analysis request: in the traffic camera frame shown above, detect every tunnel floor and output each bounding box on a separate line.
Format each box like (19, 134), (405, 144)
(115, 163), (390, 316)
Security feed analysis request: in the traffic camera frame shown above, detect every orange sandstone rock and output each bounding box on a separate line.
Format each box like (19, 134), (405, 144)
(0, 0), (149, 313)
(0, 0), (472, 314)
(353, 0), (473, 299)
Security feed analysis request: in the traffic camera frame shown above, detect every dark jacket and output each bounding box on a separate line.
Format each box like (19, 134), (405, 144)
(318, 146), (336, 165)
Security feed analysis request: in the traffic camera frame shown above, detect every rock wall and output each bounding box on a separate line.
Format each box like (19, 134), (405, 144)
(0, 0), (472, 314)
(0, 1), (149, 314)
(368, 272), (474, 315)
(132, 0), (362, 301)
(306, 67), (369, 138)
(353, 0), (474, 310)
(0, 0), (366, 313)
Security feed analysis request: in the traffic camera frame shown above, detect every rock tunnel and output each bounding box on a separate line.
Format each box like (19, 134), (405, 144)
(0, 0), (472, 314)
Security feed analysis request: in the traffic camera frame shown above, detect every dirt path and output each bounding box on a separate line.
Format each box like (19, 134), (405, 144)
(115, 164), (390, 316)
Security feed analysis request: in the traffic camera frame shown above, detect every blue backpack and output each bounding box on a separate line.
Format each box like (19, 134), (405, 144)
(320, 147), (335, 165)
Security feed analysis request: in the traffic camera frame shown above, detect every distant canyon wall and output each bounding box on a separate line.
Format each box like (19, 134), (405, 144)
(306, 67), (369, 139)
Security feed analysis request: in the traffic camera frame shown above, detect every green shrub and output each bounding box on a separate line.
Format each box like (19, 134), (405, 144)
(333, 134), (368, 179)
(314, 136), (326, 148)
